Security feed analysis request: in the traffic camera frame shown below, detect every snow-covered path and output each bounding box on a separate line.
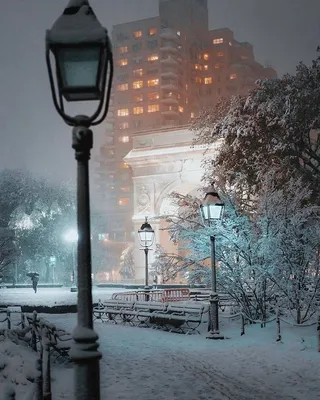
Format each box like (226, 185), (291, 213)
(49, 314), (320, 400)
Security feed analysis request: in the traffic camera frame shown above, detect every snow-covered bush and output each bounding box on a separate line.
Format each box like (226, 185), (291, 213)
(0, 328), (37, 397)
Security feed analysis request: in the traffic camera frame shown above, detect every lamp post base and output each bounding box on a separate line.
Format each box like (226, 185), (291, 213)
(206, 331), (225, 340)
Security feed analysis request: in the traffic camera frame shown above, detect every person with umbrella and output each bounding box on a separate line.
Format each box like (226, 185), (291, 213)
(27, 272), (39, 293)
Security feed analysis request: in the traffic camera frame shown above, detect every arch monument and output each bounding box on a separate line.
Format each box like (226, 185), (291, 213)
(124, 125), (219, 283)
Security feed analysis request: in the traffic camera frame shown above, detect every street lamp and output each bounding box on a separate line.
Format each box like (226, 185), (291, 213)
(45, 1), (113, 399)
(200, 184), (225, 340)
(138, 217), (155, 301)
(64, 229), (79, 292)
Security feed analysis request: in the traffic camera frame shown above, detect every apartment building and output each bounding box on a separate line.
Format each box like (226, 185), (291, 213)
(94, 0), (276, 257)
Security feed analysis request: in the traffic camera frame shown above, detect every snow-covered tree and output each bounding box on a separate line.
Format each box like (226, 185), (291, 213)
(256, 173), (320, 323)
(161, 173), (320, 323)
(119, 243), (135, 280)
(150, 244), (186, 283)
(192, 51), (320, 199)
(0, 228), (16, 281)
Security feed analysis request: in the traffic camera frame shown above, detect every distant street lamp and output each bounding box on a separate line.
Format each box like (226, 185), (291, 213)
(64, 229), (79, 291)
(45, 1), (113, 399)
(138, 217), (155, 301)
(200, 184), (225, 340)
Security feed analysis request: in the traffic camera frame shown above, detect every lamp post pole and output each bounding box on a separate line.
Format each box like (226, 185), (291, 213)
(144, 247), (150, 301)
(72, 118), (101, 399)
(200, 184), (225, 340)
(208, 235), (221, 337)
(45, 1), (113, 397)
(138, 217), (155, 301)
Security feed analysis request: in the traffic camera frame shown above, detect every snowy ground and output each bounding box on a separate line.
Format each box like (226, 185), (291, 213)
(47, 314), (320, 400)
(0, 286), (130, 307)
(1, 288), (320, 399)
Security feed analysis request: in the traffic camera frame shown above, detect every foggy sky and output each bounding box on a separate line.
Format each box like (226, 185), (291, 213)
(0, 0), (319, 185)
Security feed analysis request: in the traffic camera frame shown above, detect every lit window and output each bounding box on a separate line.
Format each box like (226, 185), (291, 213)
(215, 64), (220, 69)
(217, 52), (224, 57)
(133, 107), (143, 115)
(203, 53), (209, 60)
(148, 79), (159, 87)
(194, 64), (202, 70)
(190, 112), (195, 118)
(178, 106), (184, 113)
(204, 65), (209, 70)
(148, 104), (159, 113)
(148, 54), (159, 61)
(213, 38), (224, 44)
(119, 122), (129, 130)
(121, 162), (130, 169)
(118, 198), (130, 206)
(230, 73), (237, 80)
(204, 77), (212, 85)
(119, 46), (128, 54)
(148, 92), (159, 100)
(132, 80), (143, 89)
(109, 186), (115, 190)
(120, 187), (131, 193)
(119, 136), (130, 143)
(134, 94), (144, 102)
(133, 68), (143, 76)
(195, 77), (202, 84)
(149, 28), (157, 36)
(185, 84), (188, 91)
(229, 41), (232, 46)
(118, 58), (128, 67)
(117, 83), (128, 91)
(134, 30), (142, 38)
(186, 98), (188, 104)
(117, 109), (129, 117)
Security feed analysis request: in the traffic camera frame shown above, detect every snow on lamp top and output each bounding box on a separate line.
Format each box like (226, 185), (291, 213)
(46, 0), (108, 45)
(200, 184), (225, 224)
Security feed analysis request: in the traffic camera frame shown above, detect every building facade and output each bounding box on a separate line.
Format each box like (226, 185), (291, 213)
(94, 0), (276, 264)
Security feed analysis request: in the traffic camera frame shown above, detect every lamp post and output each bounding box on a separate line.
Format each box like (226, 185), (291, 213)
(45, 1), (113, 399)
(64, 229), (79, 292)
(200, 184), (225, 340)
(138, 217), (155, 301)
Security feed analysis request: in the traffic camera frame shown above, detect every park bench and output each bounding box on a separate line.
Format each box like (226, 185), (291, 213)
(154, 303), (208, 334)
(134, 301), (168, 327)
(93, 300), (135, 324)
(46, 325), (72, 363)
(160, 288), (190, 302)
(26, 313), (72, 362)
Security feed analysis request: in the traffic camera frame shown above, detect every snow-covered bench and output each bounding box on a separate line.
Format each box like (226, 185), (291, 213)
(153, 303), (209, 334)
(93, 300), (135, 324)
(93, 300), (208, 334)
(26, 312), (72, 362)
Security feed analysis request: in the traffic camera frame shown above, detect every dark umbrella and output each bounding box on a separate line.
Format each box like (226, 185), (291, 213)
(26, 272), (39, 278)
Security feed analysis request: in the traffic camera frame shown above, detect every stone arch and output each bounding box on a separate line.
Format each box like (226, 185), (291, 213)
(124, 126), (219, 283)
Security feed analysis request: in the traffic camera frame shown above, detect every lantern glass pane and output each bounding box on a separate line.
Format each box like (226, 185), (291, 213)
(139, 230), (154, 247)
(58, 47), (100, 89)
(208, 204), (223, 220)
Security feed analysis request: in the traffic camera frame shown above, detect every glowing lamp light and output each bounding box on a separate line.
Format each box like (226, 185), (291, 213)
(138, 217), (155, 248)
(64, 229), (79, 243)
(200, 184), (225, 224)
